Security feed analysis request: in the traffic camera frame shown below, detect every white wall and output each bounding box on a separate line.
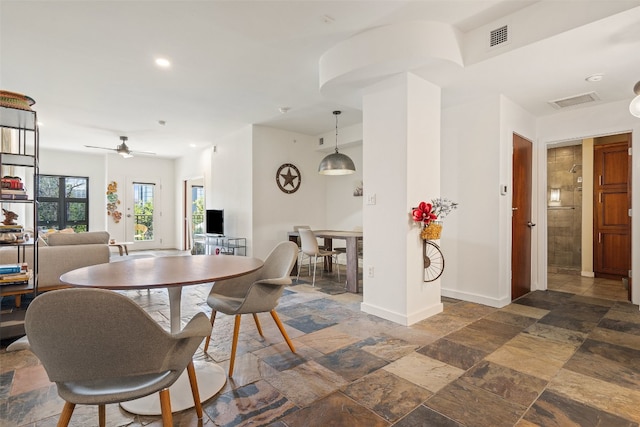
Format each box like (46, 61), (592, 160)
(210, 126), (254, 255)
(537, 99), (640, 306)
(252, 125), (326, 260)
(323, 143), (363, 232)
(39, 148), (107, 232)
(440, 95), (537, 308)
(174, 124), (361, 261)
(441, 96), (505, 306)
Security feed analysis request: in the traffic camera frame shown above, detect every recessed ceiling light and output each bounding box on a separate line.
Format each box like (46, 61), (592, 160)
(585, 73), (604, 82)
(158, 120), (166, 126)
(279, 107), (291, 114)
(155, 58), (171, 68)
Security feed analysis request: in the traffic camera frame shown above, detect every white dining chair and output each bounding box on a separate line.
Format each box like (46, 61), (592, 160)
(297, 229), (340, 286)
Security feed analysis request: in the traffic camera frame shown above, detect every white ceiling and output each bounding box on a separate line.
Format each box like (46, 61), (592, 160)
(2, 1), (639, 158)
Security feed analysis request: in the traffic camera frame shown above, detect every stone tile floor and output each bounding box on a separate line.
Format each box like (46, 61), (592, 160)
(1, 253), (638, 426)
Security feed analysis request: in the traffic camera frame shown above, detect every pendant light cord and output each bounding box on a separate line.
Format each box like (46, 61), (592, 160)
(333, 110), (341, 153)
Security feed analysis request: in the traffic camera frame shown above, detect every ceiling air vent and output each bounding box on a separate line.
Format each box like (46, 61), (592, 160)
(548, 92), (600, 109)
(490, 25), (508, 47)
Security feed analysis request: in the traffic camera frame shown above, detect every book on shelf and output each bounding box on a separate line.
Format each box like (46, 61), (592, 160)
(0, 263), (27, 275)
(0, 226), (23, 232)
(0, 269), (32, 286)
(0, 191), (28, 200)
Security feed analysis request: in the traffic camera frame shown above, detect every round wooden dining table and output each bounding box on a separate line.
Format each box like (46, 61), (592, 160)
(60, 254), (264, 415)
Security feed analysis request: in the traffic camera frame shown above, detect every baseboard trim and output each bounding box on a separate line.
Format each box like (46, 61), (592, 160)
(441, 288), (511, 308)
(361, 301), (443, 326)
(581, 271), (595, 277)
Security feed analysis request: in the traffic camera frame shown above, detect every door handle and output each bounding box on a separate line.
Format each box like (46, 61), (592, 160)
(512, 207), (518, 211)
(527, 221), (536, 227)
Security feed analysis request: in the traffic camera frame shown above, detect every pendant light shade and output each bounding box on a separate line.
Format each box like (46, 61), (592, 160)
(630, 80), (640, 118)
(318, 110), (356, 175)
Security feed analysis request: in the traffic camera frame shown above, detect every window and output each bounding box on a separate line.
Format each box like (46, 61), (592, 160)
(37, 175), (89, 232)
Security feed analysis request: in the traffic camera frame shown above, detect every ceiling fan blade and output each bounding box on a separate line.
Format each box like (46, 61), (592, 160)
(130, 150), (157, 155)
(84, 145), (116, 151)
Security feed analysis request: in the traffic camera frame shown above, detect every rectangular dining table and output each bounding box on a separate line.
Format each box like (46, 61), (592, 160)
(288, 229), (362, 293)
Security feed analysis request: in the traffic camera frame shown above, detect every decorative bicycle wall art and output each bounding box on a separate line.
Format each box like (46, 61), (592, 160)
(411, 198), (458, 282)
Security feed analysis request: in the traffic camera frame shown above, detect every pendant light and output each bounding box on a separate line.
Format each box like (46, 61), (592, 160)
(630, 80), (640, 118)
(318, 110), (356, 175)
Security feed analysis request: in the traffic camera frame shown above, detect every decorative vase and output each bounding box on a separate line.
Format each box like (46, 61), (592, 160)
(420, 221), (443, 240)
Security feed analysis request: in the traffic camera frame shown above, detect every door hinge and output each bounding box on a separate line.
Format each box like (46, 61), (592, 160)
(629, 270), (632, 278)
(630, 208), (633, 217)
(629, 147), (633, 155)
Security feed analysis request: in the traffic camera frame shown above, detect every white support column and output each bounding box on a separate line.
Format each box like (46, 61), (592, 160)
(361, 72), (443, 325)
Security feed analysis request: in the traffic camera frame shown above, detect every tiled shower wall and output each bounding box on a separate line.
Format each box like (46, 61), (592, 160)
(547, 145), (582, 273)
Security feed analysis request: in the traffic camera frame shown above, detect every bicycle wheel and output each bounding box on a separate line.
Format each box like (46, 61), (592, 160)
(423, 240), (445, 282)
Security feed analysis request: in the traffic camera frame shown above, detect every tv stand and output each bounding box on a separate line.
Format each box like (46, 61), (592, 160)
(204, 235), (246, 256)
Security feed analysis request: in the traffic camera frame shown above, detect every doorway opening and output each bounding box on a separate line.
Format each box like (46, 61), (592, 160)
(545, 133), (631, 302)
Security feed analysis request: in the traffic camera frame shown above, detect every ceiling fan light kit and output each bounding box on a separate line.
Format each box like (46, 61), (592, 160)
(116, 136), (133, 158)
(318, 110), (356, 175)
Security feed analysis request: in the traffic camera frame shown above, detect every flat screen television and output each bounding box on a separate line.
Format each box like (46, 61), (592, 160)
(205, 209), (224, 235)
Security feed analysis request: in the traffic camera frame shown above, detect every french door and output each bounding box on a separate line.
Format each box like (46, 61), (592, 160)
(126, 179), (161, 250)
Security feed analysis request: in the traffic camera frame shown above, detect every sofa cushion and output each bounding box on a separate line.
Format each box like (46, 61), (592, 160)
(46, 231), (110, 246)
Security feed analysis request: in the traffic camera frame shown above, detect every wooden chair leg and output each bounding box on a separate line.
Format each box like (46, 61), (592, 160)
(229, 315), (241, 377)
(252, 313), (264, 337)
(203, 311), (217, 352)
(270, 310), (295, 353)
(98, 404), (106, 427)
(57, 401), (75, 427)
(159, 388), (173, 426)
(186, 360), (203, 419)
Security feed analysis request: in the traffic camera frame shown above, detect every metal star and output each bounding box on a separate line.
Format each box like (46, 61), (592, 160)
(280, 167), (298, 188)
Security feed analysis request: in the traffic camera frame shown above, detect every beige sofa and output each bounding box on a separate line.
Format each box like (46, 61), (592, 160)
(0, 231), (110, 294)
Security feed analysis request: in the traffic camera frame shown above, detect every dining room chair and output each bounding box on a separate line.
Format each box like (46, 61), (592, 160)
(25, 288), (211, 427)
(203, 241), (298, 377)
(297, 228), (340, 286)
(292, 225), (328, 250)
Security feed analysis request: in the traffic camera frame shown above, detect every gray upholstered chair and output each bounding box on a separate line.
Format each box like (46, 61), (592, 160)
(297, 228), (340, 286)
(203, 241), (298, 376)
(25, 288), (210, 427)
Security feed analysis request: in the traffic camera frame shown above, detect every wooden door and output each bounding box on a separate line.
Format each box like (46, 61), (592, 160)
(512, 134), (533, 300)
(594, 137), (631, 287)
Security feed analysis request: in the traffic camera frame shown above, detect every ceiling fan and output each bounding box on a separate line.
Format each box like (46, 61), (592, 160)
(84, 136), (156, 158)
